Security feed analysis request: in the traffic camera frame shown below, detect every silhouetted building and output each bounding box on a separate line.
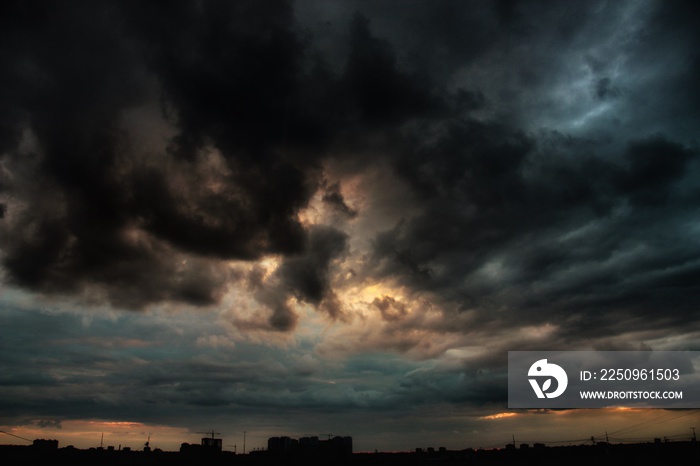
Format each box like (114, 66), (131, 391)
(329, 436), (353, 456)
(180, 436), (222, 459)
(267, 435), (352, 458)
(3, 436), (700, 466)
(202, 436), (223, 452)
(32, 439), (58, 450)
(268, 436), (297, 453)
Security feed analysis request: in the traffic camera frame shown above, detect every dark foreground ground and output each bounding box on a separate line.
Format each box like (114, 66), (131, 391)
(1, 441), (698, 466)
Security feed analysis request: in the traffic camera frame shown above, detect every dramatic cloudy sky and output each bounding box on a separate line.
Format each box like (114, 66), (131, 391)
(1, 0), (699, 452)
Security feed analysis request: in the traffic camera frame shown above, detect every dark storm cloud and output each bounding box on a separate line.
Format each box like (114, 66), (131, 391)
(0, 0), (239, 308)
(0, 0), (322, 311)
(0, 1), (447, 315)
(123, 0), (320, 260)
(370, 125), (700, 339)
(241, 225), (348, 330)
(593, 77), (621, 101)
(615, 136), (697, 207)
(319, 1), (700, 349)
(622, 0), (700, 134)
(278, 225), (349, 318)
(284, 227), (346, 306)
(0, 0), (699, 350)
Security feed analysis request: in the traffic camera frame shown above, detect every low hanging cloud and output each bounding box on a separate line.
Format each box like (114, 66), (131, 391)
(242, 224), (349, 331)
(372, 295), (408, 322)
(278, 225), (349, 315)
(35, 419), (63, 429)
(322, 182), (358, 218)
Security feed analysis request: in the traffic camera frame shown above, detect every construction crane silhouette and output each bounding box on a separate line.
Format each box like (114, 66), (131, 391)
(197, 431), (221, 440)
(0, 430), (32, 443)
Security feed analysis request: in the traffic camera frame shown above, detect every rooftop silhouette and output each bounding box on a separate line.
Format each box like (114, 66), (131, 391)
(0, 435), (698, 465)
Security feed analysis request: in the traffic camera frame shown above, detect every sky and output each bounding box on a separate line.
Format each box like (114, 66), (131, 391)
(1, 0), (700, 453)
